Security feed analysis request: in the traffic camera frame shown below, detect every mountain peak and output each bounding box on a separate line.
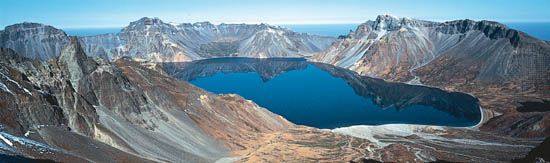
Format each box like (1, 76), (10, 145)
(59, 37), (93, 64)
(137, 17), (163, 24)
(123, 17), (175, 32)
(3, 22), (64, 33)
(375, 14), (400, 22)
(357, 15), (437, 33)
(58, 36), (99, 92)
(0, 22), (68, 60)
(193, 21), (214, 26)
(370, 14), (406, 31)
(127, 17), (166, 28)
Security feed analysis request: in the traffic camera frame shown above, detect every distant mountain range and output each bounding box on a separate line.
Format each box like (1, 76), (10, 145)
(1, 17), (335, 62)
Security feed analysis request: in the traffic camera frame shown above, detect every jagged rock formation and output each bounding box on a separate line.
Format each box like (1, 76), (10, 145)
(0, 39), (292, 162)
(312, 15), (550, 137)
(0, 18), (335, 62)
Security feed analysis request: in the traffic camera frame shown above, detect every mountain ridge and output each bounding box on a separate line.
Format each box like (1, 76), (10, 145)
(1, 17), (336, 62)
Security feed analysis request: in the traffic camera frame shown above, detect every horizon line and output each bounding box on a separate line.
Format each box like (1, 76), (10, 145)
(3, 19), (550, 29)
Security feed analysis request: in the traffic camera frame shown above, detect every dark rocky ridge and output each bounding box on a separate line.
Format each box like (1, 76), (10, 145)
(436, 19), (522, 47)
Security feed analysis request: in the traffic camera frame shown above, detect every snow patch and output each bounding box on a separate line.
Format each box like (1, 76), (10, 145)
(0, 72), (32, 96)
(0, 133), (13, 146)
(215, 156), (241, 163)
(0, 131), (57, 153)
(0, 82), (13, 95)
(24, 131), (32, 137)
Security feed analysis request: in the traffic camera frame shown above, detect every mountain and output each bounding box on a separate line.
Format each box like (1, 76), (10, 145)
(0, 15), (548, 162)
(1, 18), (335, 62)
(85, 17), (335, 61)
(312, 15), (549, 88)
(0, 25), (544, 163)
(0, 38), (292, 162)
(0, 23), (68, 60)
(312, 15), (550, 137)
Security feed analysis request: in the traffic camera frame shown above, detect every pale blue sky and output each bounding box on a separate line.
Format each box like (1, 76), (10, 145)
(1, 0), (549, 28)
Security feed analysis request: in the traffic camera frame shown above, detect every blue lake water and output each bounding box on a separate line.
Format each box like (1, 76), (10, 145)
(163, 58), (481, 128)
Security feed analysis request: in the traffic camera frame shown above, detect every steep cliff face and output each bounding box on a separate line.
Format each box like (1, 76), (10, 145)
(0, 23), (68, 60)
(0, 39), (292, 162)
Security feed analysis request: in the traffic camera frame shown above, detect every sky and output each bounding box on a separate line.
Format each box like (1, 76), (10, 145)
(1, 0), (549, 28)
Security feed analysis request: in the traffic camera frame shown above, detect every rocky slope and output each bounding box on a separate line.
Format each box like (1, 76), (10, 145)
(0, 38), (292, 162)
(0, 38), (544, 163)
(312, 15), (550, 138)
(1, 18), (335, 62)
